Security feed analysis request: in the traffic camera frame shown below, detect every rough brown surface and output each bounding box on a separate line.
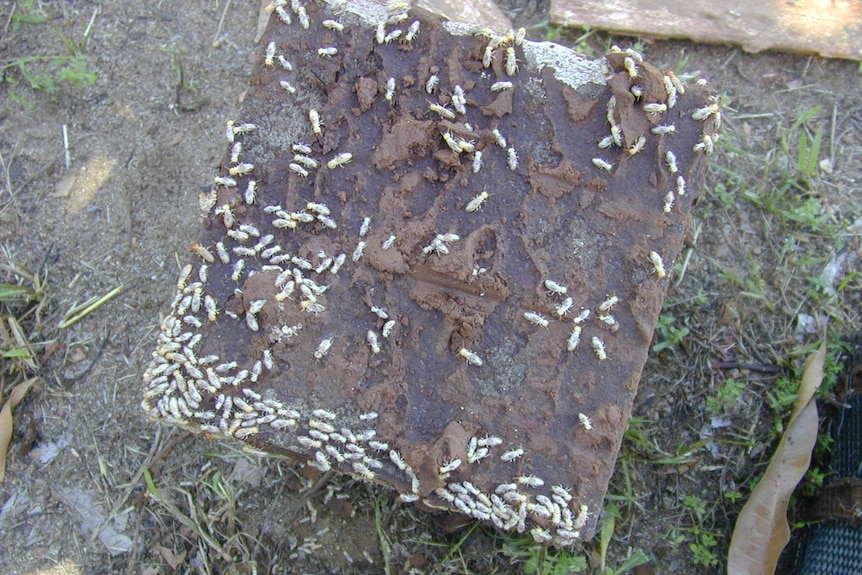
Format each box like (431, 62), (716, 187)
(142, 2), (715, 547)
(551, 0), (862, 61)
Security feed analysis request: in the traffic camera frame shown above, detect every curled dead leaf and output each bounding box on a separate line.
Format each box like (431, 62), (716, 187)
(0, 377), (38, 482)
(727, 343), (826, 575)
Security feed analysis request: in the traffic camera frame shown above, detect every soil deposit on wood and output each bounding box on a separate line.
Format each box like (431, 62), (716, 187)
(142, 0), (718, 546)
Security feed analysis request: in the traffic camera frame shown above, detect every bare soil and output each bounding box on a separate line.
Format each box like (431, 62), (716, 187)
(0, 1), (860, 574)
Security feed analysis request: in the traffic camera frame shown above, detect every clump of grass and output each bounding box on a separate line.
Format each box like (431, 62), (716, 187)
(501, 535), (588, 575)
(1, 2), (99, 108)
(0, 246), (50, 394)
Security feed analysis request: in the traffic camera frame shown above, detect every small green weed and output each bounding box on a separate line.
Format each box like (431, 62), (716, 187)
(501, 536), (587, 575)
(705, 377), (746, 415)
(1, 5), (99, 107)
(596, 503), (652, 575)
(651, 313), (690, 353)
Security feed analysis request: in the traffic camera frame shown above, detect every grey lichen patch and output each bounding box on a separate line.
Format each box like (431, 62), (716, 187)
(522, 41), (606, 91)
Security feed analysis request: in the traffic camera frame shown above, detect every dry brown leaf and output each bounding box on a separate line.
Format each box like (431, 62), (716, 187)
(727, 343), (826, 575)
(0, 377), (37, 483)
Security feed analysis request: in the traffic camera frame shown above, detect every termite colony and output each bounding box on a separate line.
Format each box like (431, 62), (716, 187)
(142, 0), (717, 548)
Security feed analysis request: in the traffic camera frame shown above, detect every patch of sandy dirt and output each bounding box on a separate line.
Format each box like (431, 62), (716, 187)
(0, 0), (860, 574)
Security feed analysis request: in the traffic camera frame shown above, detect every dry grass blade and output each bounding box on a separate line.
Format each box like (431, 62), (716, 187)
(727, 342), (826, 575)
(0, 376), (37, 482)
(58, 283), (125, 329)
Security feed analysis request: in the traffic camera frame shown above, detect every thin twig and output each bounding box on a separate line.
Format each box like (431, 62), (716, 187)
(62, 124), (71, 170)
(212, 0), (233, 48)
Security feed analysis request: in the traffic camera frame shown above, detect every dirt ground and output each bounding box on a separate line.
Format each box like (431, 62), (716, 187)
(0, 1), (860, 574)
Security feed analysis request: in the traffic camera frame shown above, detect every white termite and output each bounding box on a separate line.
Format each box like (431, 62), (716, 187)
(592, 158), (613, 171)
(465, 190), (489, 212)
(365, 329), (380, 354)
(667, 71), (685, 94)
(275, 6), (291, 24)
(291, 211), (315, 223)
(309, 109), (323, 135)
(370, 305), (389, 319)
(623, 56), (638, 78)
(578, 412), (593, 430)
(312, 408), (337, 420)
(483, 45), (494, 68)
(694, 134), (715, 156)
(382, 320), (396, 338)
(544, 279), (567, 294)
(491, 81), (513, 92)
(566, 325), (582, 351)
(244, 180), (257, 205)
(630, 85), (644, 98)
(204, 295), (219, 321)
(314, 337), (334, 360)
(523, 311), (549, 328)
(441, 132), (461, 154)
(289, 163), (309, 177)
(383, 29), (402, 43)
(649, 250), (667, 278)
(651, 124), (676, 135)
(472, 150), (483, 173)
(598, 296), (618, 312)
(676, 175), (686, 196)
(555, 297), (574, 317)
(492, 128), (507, 148)
(318, 47), (338, 57)
(666, 150), (679, 173)
(439, 459), (461, 474)
(214, 176), (237, 188)
(457, 138), (475, 153)
(359, 217), (372, 237)
(389, 450), (408, 471)
(643, 102), (667, 114)
(507, 147), (518, 170)
(405, 20), (420, 41)
(230, 142), (243, 164)
(611, 124), (623, 147)
(375, 20), (386, 44)
(591, 336), (607, 360)
(292, 143), (311, 154)
(331, 253), (346, 274)
(425, 74), (439, 94)
(277, 55), (293, 70)
(263, 349), (274, 370)
(381, 235), (396, 250)
(627, 135), (646, 156)
(663, 191), (675, 213)
(264, 42), (277, 68)
(352, 241), (366, 262)
(692, 103), (719, 121)
(293, 155), (318, 169)
(327, 152), (353, 169)
(385, 77), (396, 102)
(322, 19), (344, 32)
(228, 163), (254, 176)
(306, 202), (330, 216)
(428, 102), (456, 120)
(458, 348), (483, 366)
(517, 475), (544, 488)
(505, 46), (518, 76)
(232, 123), (256, 135)
(663, 75), (678, 108)
(451, 85), (467, 115)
